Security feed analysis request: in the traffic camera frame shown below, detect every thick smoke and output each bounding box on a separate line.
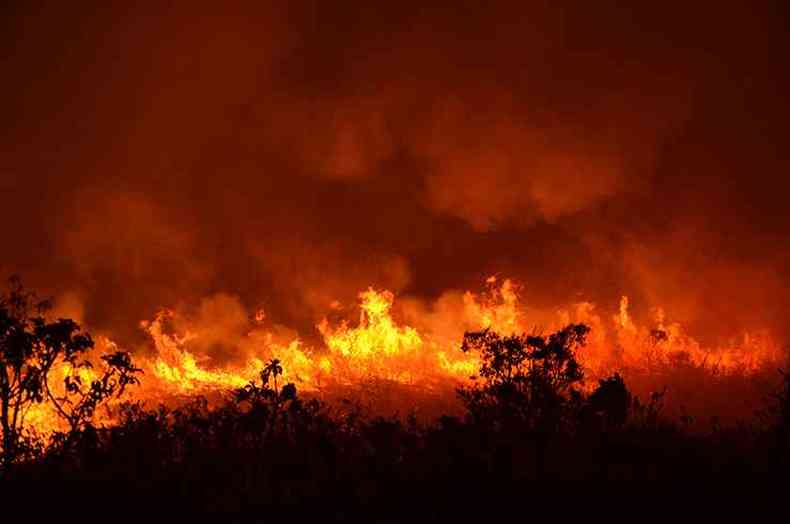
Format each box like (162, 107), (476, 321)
(2, 1), (790, 355)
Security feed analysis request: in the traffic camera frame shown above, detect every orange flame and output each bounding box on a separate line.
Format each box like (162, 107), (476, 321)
(21, 277), (787, 436)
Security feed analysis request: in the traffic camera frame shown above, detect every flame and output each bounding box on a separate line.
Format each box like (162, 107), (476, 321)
(142, 309), (322, 394)
(318, 287), (480, 384)
(19, 277), (787, 437)
(318, 288), (421, 380)
(463, 277), (521, 334)
(320, 288), (422, 359)
(142, 310), (249, 393)
(23, 336), (120, 435)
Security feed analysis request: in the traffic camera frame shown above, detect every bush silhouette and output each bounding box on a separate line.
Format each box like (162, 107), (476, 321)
(4, 280), (790, 505)
(457, 324), (590, 433)
(0, 277), (141, 470)
(232, 358), (324, 450)
(586, 373), (632, 430)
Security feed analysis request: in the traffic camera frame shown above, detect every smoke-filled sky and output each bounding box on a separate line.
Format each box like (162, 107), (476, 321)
(2, 1), (790, 348)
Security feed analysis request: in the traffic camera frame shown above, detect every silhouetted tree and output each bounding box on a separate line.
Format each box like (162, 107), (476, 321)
(0, 277), (141, 468)
(233, 358), (320, 449)
(49, 350), (142, 435)
(777, 370), (790, 433)
(758, 369), (790, 458)
(630, 387), (668, 429)
(586, 373), (632, 430)
(458, 323), (589, 432)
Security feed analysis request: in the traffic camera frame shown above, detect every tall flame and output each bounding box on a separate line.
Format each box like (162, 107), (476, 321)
(19, 277), (787, 436)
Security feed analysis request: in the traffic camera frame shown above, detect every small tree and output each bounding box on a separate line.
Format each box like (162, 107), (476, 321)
(233, 359), (311, 448)
(0, 277), (141, 467)
(235, 358), (288, 408)
(757, 369), (790, 456)
(48, 350), (143, 435)
(585, 373), (632, 430)
(458, 323), (590, 432)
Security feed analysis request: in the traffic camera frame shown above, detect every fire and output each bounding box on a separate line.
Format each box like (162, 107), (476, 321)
(608, 295), (783, 374)
(144, 287), (478, 394)
(318, 288), (423, 382)
(615, 295), (637, 334)
(142, 277), (783, 394)
(142, 310), (250, 393)
(23, 336), (122, 435)
(319, 288), (422, 359)
(19, 277), (788, 437)
(317, 287), (481, 384)
(142, 309), (322, 394)
(463, 277), (521, 334)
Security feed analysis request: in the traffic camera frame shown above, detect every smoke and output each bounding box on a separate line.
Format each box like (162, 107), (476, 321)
(2, 1), (789, 352)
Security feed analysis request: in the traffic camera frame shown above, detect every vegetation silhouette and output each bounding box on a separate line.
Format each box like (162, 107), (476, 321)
(586, 373), (631, 430)
(2, 278), (790, 511)
(0, 276), (141, 471)
(457, 324), (589, 432)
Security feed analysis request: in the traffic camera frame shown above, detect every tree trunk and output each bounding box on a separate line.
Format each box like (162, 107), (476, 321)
(0, 373), (13, 470)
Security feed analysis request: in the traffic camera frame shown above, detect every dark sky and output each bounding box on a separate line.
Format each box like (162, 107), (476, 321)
(2, 1), (789, 347)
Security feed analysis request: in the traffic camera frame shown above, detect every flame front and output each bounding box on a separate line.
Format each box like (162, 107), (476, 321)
(22, 277), (787, 435)
(319, 288), (423, 382)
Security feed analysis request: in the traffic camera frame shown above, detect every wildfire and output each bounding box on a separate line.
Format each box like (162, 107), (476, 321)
(23, 336), (121, 435)
(463, 277), (521, 334)
(319, 288), (422, 360)
(318, 288), (423, 382)
(142, 309), (323, 394)
(142, 311), (249, 393)
(19, 277), (787, 436)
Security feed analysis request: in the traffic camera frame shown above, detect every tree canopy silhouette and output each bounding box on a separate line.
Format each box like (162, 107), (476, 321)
(458, 323), (590, 432)
(585, 372), (632, 430)
(0, 277), (141, 468)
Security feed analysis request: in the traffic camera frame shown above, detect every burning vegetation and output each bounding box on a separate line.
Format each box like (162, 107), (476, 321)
(2, 275), (789, 500)
(3, 1), (790, 511)
(4, 276), (786, 433)
(136, 276), (787, 421)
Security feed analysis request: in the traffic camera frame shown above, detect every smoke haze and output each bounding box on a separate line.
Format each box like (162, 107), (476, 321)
(2, 1), (790, 352)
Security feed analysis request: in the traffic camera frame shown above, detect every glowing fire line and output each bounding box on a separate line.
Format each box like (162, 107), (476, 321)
(21, 277), (787, 435)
